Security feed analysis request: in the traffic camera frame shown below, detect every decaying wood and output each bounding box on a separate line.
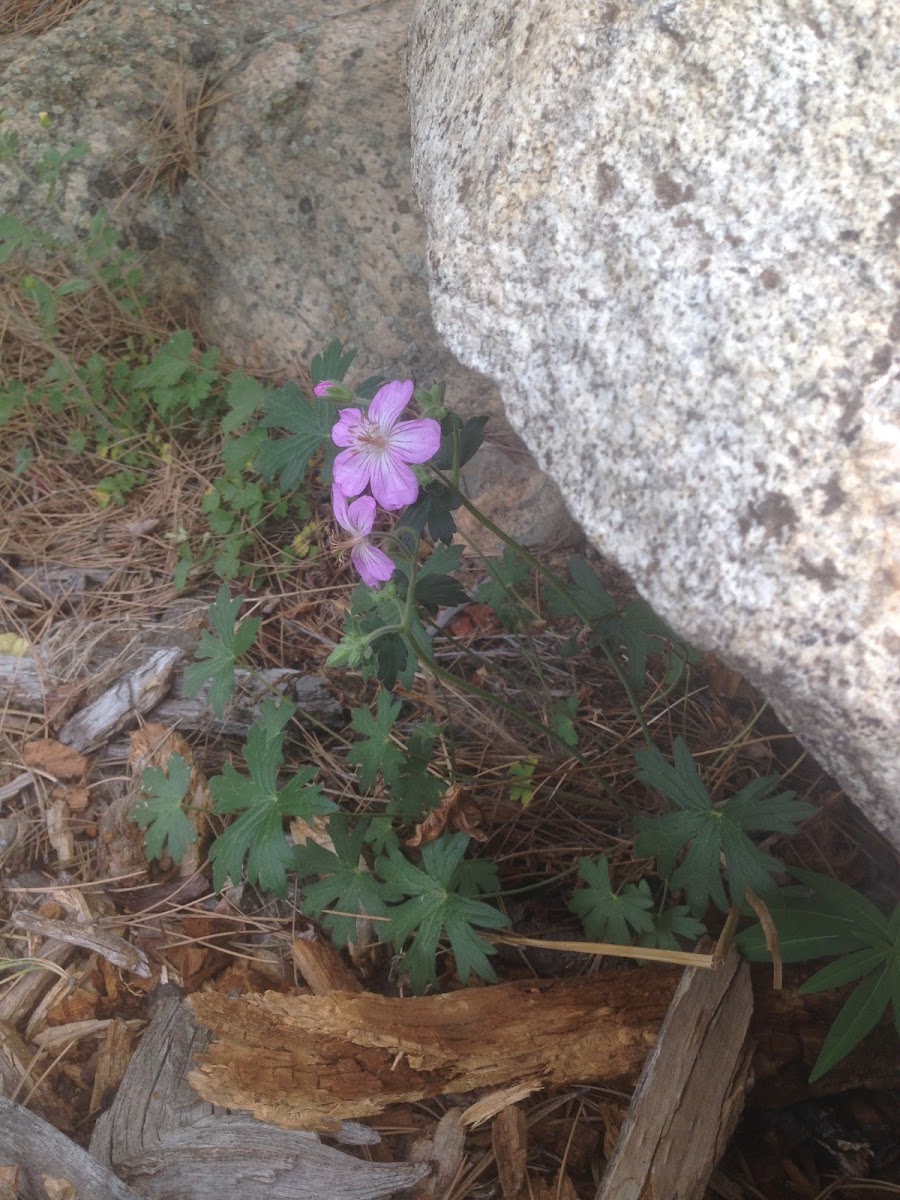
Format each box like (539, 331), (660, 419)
(595, 949), (753, 1200)
(0, 1096), (141, 1200)
(90, 987), (222, 1168)
(11, 913), (150, 979)
(0, 652), (341, 748)
(190, 973), (671, 1130)
(189, 968), (900, 1132)
(291, 930), (363, 995)
(88, 988), (427, 1200)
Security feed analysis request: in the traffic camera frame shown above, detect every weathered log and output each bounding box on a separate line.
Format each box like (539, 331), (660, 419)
(0, 1096), (141, 1200)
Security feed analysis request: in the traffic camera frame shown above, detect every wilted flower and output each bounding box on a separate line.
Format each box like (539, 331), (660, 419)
(332, 380), (441, 510)
(331, 485), (395, 587)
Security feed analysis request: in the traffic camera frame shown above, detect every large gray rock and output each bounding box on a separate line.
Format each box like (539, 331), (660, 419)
(0, 0), (570, 545)
(407, 0), (900, 844)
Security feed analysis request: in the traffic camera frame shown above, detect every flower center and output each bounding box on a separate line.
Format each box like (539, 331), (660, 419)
(358, 422), (390, 452)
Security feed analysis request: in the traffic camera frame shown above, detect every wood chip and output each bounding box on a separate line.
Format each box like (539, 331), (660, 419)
(0, 941), (76, 1029)
(89, 1019), (134, 1117)
(21, 740), (89, 783)
(492, 1104), (527, 1200)
(45, 799), (75, 864)
(32, 1018), (143, 1055)
(462, 1081), (542, 1128)
(431, 1108), (466, 1198)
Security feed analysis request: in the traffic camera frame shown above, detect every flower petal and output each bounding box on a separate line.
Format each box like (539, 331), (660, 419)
(368, 380), (414, 429)
(351, 541), (396, 587)
(331, 483), (352, 532)
(369, 451), (420, 510)
(346, 494), (376, 537)
(314, 379), (335, 398)
(388, 417), (442, 464)
(332, 408), (365, 449)
(333, 447), (373, 499)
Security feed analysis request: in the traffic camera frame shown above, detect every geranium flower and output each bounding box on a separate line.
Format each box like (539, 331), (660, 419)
(332, 380), (441, 510)
(313, 380), (335, 397)
(332, 485), (395, 587)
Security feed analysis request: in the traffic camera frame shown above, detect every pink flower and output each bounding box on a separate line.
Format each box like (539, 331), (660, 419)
(332, 380), (441, 510)
(314, 380), (335, 397)
(332, 485), (396, 587)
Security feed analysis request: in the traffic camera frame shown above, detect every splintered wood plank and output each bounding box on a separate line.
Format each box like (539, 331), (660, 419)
(595, 949), (753, 1200)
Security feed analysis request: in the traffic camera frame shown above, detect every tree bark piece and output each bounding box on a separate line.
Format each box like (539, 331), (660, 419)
(291, 930), (363, 995)
(595, 948), (753, 1200)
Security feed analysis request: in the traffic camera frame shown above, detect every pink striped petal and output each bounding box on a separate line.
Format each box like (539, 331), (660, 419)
(368, 380), (414, 428)
(351, 541), (396, 587)
(369, 451), (420, 510)
(388, 417), (441, 464)
(332, 408), (365, 448)
(333, 446), (374, 499)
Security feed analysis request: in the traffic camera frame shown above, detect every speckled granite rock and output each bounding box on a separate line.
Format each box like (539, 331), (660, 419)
(0, 0), (571, 546)
(407, 0), (900, 843)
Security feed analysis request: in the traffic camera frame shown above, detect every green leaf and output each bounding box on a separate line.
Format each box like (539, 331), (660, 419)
(379, 833), (509, 992)
(387, 722), (447, 822)
(311, 339), (357, 387)
(799, 946), (891, 995)
(549, 559), (696, 688)
(297, 816), (387, 947)
(182, 586), (261, 718)
(475, 547), (533, 629)
(808, 964), (893, 1082)
(431, 414), (489, 470)
(414, 573), (468, 616)
(208, 700), (335, 897)
(634, 738), (810, 914)
(789, 868), (894, 944)
(256, 382), (335, 490)
(222, 372), (266, 434)
(131, 752), (196, 864)
(401, 483), (462, 545)
(550, 695), (579, 747)
(735, 900), (873, 963)
(569, 856), (655, 944)
(637, 906), (707, 951)
(347, 690), (405, 792)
